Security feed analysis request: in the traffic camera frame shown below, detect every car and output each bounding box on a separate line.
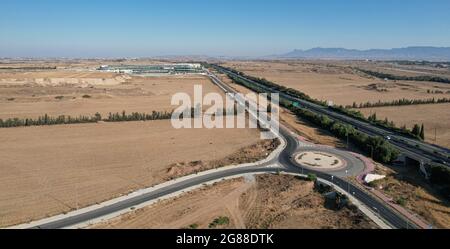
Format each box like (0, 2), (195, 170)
(385, 136), (391, 140)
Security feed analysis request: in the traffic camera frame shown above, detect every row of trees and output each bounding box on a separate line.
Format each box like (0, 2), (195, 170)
(357, 68), (450, 84)
(332, 105), (422, 140)
(411, 123), (425, 140)
(0, 110), (174, 128)
(222, 65), (327, 106)
(348, 97), (450, 109)
(285, 103), (399, 163)
(218, 64), (424, 141)
(0, 107), (248, 128)
(105, 110), (172, 122)
(367, 112), (425, 140)
(429, 164), (450, 200)
(0, 113), (101, 128)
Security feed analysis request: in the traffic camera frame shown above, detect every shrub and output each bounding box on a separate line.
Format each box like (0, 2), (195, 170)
(188, 223), (199, 229)
(209, 216), (230, 228)
(307, 173), (317, 182)
(396, 197), (407, 206)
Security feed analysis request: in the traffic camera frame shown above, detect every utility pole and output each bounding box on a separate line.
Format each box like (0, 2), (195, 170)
(435, 127), (437, 143)
(346, 170), (349, 193)
(367, 145), (374, 159)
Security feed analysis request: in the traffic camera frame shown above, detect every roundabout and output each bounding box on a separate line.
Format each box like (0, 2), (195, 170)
(291, 146), (366, 177)
(294, 151), (345, 170)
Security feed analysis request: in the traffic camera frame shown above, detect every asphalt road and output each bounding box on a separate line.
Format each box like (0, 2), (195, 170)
(211, 64), (450, 166)
(210, 69), (418, 229)
(24, 69), (418, 229)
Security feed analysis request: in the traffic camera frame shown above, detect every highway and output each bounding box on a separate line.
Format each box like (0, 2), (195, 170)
(18, 69), (420, 229)
(210, 64), (450, 167)
(208, 69), (418, 229)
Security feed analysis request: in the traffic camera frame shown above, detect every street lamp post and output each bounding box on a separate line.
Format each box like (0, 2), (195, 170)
(345, 170), (349, 192)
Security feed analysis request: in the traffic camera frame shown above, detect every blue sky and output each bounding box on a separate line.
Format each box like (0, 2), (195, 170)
(1, 0), (449, 57)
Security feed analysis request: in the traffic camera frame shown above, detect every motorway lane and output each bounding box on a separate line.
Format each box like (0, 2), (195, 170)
(25, 69), (416, 229)
(213, 65), (449, 165)
(210, 69), (417, 229)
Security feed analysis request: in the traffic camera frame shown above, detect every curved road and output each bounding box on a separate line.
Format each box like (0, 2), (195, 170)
(20, 70), (417, 229)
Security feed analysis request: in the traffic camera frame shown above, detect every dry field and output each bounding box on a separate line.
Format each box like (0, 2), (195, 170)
(359, 103), (450, 148)
(0, 72), (220, 119)
(217, 71), (351, 149)
(0, 61), (271, 227)
(354, 61), (450, 78)
(222, 60), (450, 106)
(219, 70), (450, 227)
(222, 60), (450, 149)
(92, 174), (377, 229)
(0, 120), (265, 227)
(372, 162), (450, 228)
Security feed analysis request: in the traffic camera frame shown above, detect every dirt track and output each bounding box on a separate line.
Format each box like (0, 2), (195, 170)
(92, 175), (377, 229)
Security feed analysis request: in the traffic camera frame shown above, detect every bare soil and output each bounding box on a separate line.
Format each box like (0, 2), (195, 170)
(92, 174), (377, 229)
(222, 60), (450, 106)
(371, 163), (450, 228)
(0, 120), (272, 227)
(220, 69), (450, 228)
(0, 73), (221, 119)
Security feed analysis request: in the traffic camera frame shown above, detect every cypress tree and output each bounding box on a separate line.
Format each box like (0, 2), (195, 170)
(420, 124), (425, 140)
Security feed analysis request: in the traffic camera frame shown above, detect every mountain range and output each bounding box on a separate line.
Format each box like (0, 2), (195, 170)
(276, 46), (450, 61)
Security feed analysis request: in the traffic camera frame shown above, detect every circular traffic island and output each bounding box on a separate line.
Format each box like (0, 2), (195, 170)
(294, 151), (345, 171)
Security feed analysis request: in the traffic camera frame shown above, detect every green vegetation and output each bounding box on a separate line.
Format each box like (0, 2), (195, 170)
(54, 95), (64, 100)
(82, 94), (91, 98)
(0, 113), (101, 127)
(410, 123), (426, 140)
(307, 173), (317, 182)
(284, 103), (399, 163)
(335, 105), (422, 140)
(420, 124), (425, 140)
(221, 65), (327, 106)
(334, 192), (349, 210)
(396, 197), (407, 207)
(314, 181), (333, 194)
(209, 216), (230, 228)
(187, 223), (199, 229)
(105, 110), (172, 122)
(348, 97), (450, 109)
(0, 110), (173, 128)
(429, 164), (450, 200)
(216, 64), (423, 141)
(221, 64), (400, 164)
(356, 68), (450, 84)
(0, 66), (57, 70)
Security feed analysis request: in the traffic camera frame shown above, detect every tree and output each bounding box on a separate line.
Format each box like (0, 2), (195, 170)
(420, 124), (425, 140)
(412, 124), (421, 137)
